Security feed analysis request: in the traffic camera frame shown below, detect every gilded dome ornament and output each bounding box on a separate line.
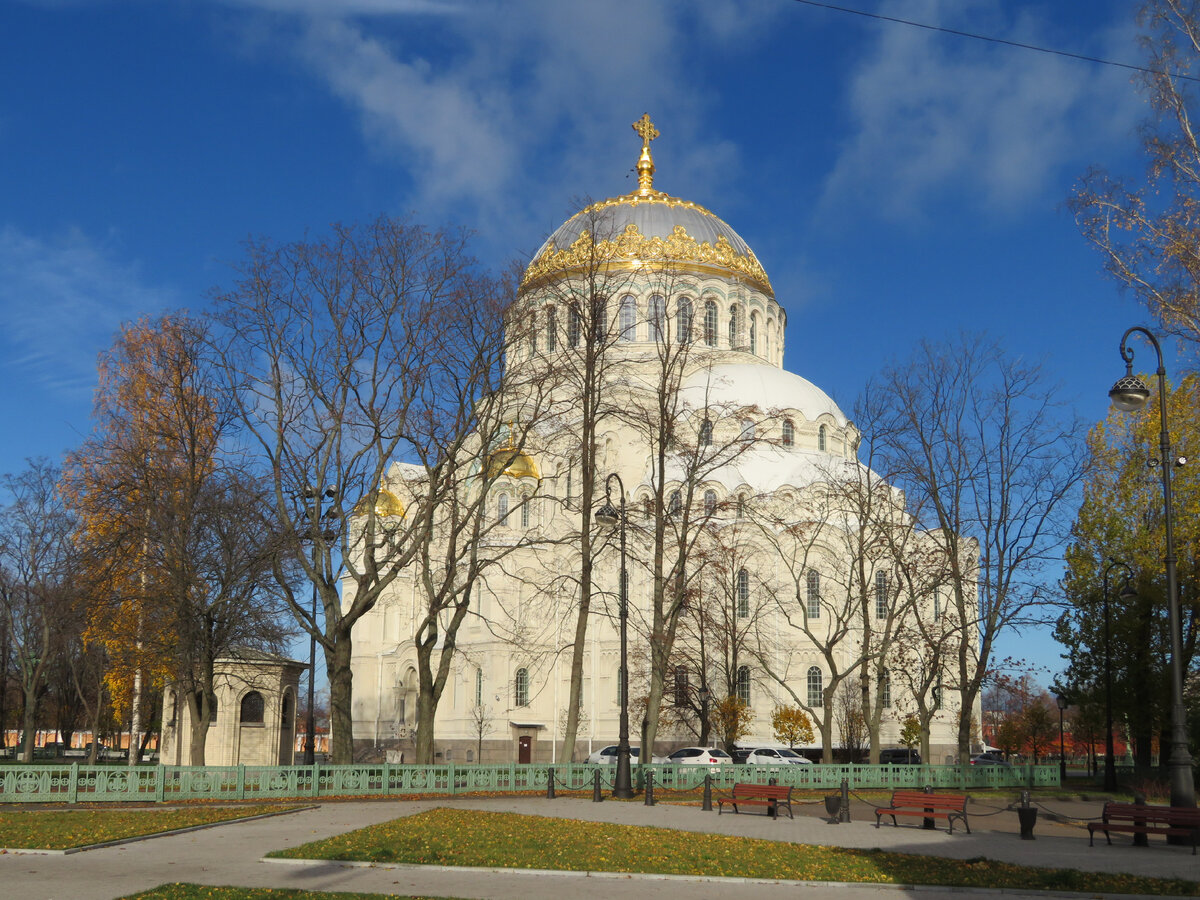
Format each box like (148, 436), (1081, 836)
(485, 424), (541, 480)
(353, 488), (406, 519)
(521, 114), (772, 296)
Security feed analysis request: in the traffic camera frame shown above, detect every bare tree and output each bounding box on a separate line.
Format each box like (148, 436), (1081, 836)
(515, 203), (645, 760)
(866, 335), (1086, 762)
(1071, 1), (1200, 350)
(470, 702), (493, 762)
(214, 217), (522, 763)
(0, 460), (77, 762)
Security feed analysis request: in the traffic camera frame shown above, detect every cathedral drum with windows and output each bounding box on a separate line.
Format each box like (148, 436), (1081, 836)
(346, 117), (979, 764)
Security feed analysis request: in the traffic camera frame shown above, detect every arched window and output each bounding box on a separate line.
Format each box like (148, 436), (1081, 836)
(475, 668), (483, 707)
(737, 568), (750, 617)
(240, 691), (264, 725)
(648, 295), (665, 342)
(807, 666), (824, 708)
(674, 667), (689, 706)
(782, 419), (794, 447)
(619, 296), (636, 341)
(736, 493), (746, 519)
(728, 304), (741, 347)
(497, 492), (509, 526)
(700, 418), (713, 446)
(546, 307), (558, 351)
(515, 668), (530, 707)
(567, 307), (581, 348)
(593, 298), (608, 342)
(529, 311), (538, 354)
(736, 666), (751, 705)
(875, 570), (889, 618)
(740, 419), (755, 441)
(818, 424), (827, 452)
(281, 692), (292, 727)
(806, 570), (820, 618)
(749, 314), (758, 355)
(881, 670), (892, 709)
(704, 489), (716, 517)
(520, 494), (531, 528)
(933, 592), (942, 619)
(677, 297), (693, 343)
(704, 300), (718, 346)
(669, 490), (682, 515)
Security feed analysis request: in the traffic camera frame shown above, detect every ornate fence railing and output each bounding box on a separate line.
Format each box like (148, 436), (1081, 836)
(0, 761), (1055, 804)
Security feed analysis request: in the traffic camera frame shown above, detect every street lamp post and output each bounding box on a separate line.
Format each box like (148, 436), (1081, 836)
(1108, 326), (1195, 809)
(595, 473), (633, 799)
(1101, 559), (1135, 792)
(302, 485), (337, 766)
(1056, 694), (1069, 783)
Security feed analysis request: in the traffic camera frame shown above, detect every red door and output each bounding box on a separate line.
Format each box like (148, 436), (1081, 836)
(518, 735), (532, 764)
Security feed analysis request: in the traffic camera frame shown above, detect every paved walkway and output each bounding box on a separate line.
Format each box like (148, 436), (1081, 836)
(3, 794), (1197, 900)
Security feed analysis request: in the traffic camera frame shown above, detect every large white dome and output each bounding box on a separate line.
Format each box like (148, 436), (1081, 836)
(682, 361), (849, 426)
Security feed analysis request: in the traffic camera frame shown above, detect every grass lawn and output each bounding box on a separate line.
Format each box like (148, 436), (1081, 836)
(0, 804), (301, 849)
(119, 886), (449, 900)
(271, 807), (1200, 896)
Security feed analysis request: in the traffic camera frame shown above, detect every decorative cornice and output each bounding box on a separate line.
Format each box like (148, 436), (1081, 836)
(521, 219), (773, 297)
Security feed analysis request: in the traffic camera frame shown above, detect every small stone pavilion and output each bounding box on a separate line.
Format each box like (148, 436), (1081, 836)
(159, 649), (306, 766)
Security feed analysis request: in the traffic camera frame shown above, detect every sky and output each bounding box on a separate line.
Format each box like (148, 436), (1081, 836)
(0, 0), (1173, 688)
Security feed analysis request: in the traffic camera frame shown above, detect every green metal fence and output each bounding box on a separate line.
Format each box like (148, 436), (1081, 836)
(0, 762), (1056, 804)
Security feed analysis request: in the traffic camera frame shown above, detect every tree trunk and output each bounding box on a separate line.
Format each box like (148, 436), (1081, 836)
(326, 630), (355, 763)
(19, 685), (36, 763)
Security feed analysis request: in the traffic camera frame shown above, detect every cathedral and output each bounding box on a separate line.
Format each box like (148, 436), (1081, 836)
(346, 117), (979, 765)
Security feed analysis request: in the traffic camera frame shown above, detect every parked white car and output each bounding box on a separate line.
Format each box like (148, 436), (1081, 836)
(666, 746), (733, 765)
(586, 745), (666, 765)
(741, 747), (812, 766)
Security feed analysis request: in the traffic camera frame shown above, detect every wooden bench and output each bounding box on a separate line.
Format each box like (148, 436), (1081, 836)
(1088, 802), (1200, 854)
(874, 789), (970, 834)
(717, 783), (794, 818)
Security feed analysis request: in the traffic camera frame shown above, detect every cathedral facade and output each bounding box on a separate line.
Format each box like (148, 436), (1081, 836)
(345, 118), (980, 765)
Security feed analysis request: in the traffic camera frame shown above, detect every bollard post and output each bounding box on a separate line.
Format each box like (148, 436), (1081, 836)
(644, 769), (656, 806)
(922, 783), (935, 830)
(547, 767), (555, 799)
(702, 772), (713, 811)
(1017, 789), (1038, 840)
(1133, 791), (1148, 846)
(840, 778), (850, 823)
(593, 769), (603, 802)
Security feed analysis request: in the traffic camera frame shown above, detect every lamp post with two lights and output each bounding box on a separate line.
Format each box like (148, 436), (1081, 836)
(594, 472), (634, 799)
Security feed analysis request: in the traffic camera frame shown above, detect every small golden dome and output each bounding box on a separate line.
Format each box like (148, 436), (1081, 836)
(353, 488), (406, 519)
(486, 448), (541, 480)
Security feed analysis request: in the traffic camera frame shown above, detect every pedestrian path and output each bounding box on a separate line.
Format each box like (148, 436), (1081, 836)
(3, 795), (1195, 900)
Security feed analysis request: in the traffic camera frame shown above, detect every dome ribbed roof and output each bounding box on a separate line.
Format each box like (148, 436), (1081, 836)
(521, 115), (772, 297)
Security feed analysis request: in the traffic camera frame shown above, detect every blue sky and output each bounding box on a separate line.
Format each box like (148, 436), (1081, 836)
(1, 0), (1168, 685)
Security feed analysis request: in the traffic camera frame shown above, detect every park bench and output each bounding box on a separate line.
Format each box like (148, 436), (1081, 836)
(1088, 802), (1200, 854)
(873, 789), (970, 834)
(717, 783), (794, 819)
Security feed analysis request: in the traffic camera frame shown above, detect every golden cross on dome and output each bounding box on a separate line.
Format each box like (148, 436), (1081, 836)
(632, 113), (658, 195)
(633, 113), (659, 149)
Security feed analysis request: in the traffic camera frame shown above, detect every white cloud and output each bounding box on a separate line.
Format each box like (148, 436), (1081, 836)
(220, 0), (463, 15)
(224, 0), (783, 246)
(0, 227), (176, 399)
(820, 0), (1143, 220)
